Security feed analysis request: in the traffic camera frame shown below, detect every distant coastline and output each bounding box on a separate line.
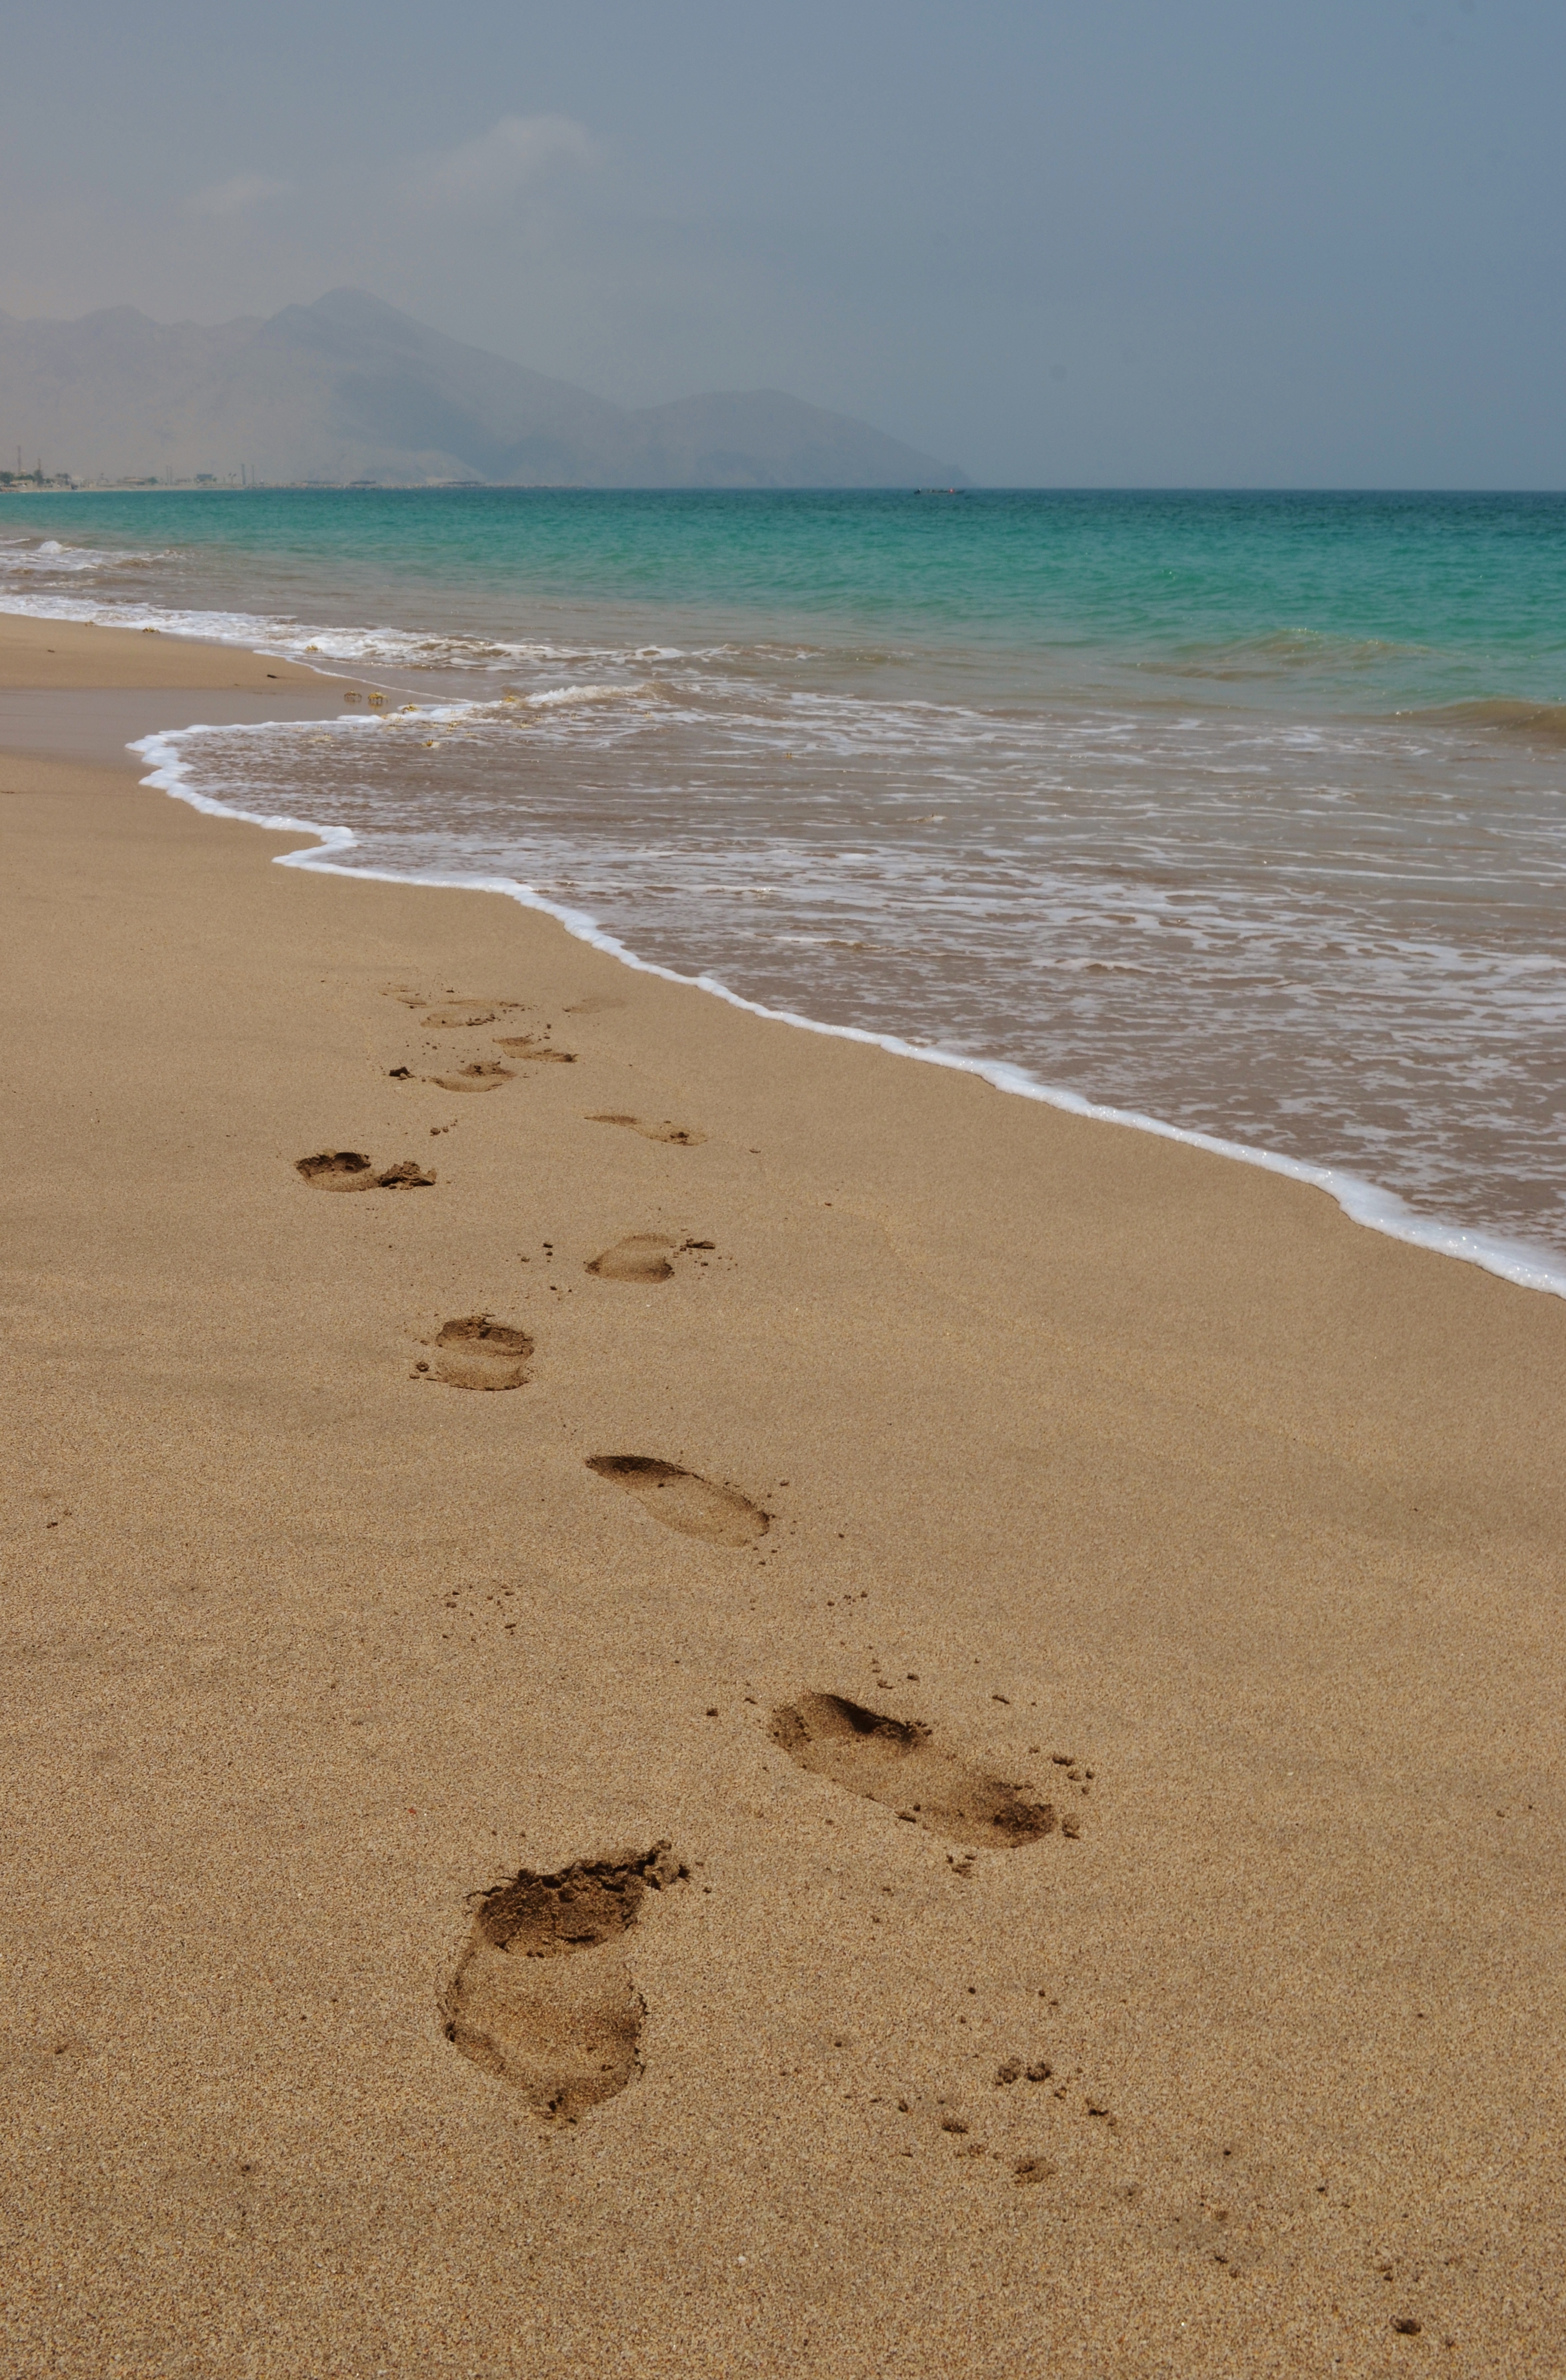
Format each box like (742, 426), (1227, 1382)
(1, 477), (970, 495)
(2, 476), (499, 493)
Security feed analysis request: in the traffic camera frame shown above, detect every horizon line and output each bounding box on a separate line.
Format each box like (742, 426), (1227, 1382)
(6, 480), (1566, 497)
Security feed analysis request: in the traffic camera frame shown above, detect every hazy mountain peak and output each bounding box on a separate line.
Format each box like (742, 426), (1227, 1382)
(0, 290), (967, 488)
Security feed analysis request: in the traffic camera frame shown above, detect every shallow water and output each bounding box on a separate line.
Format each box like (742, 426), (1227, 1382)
(4, 487), (1564, 1285)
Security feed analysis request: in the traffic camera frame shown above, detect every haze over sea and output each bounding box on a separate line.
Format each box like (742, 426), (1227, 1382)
(5, 486), (1566, 1285)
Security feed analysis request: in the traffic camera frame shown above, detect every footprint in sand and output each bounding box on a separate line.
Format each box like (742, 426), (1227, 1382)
(426, 1316), (533, 1389)
(441, 1843), (686, 2119)
(769, 1693), (1058, 1848)
(585, 1235), (716, 1282)
(494, 1035), (576, 1065)
(586, 1113), (705, 1146)
(0, 2032), (94, 2086)
(1161, 2205), (1262, 2277)
(585, 1235), (678, 1283)
(296, 1151), (435, 1191)
(387, 992), (523, 1026)
(425, 1062), (516, 1093)
(586, 1455), (768, 1546)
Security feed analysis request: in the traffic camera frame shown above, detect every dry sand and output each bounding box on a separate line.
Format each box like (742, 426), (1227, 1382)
(1, 612), (1562, 2377)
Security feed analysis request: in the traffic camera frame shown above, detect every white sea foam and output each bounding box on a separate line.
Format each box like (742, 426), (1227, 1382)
(0, 541), (738, 677)
(528, 681), (656, 707)
(129, 719), (1566, 1303)
(0, 535), (170, 575)
(0, 560), (603, 675)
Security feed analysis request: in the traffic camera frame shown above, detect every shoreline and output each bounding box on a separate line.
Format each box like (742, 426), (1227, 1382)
(5, 602), (1553, 1303)
(3, 612), (1564, 2373)
(0, 555), (1562, 1305)
(124, 642), (1566, 1305)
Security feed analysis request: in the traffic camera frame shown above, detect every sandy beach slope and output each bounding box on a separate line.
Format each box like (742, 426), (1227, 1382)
(0, 612), (332, 690)
(1, 614), (1562, 2377)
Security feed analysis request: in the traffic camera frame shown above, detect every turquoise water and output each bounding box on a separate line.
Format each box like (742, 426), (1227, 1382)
(5, 487), (1566, 707)
(4, 488), (1566, 1281)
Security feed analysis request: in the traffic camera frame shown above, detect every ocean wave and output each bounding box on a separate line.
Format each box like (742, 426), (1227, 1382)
(0, 580), (660, 681)
(1141, 629), (1429, 681)
(528, 681), (657, 708)
(1404, 698), (1566, 748)
(0, 534), (171, 575)
(0, 545), (650, 675)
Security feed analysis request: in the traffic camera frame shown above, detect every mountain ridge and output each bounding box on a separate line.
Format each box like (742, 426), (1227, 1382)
(0, 288), (967, 489)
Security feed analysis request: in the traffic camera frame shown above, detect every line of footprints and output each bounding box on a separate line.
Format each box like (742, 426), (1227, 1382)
(297, 985), (1094, 2150)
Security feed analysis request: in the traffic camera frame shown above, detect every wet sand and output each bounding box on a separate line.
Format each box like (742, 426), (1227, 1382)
(1, 612), (1562, 2377)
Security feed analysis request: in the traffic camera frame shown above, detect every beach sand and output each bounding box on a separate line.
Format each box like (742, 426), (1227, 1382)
(1, 612), (1562, 2377)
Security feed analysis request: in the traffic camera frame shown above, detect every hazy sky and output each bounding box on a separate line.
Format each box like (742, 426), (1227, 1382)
(4, 0), (1563, 484)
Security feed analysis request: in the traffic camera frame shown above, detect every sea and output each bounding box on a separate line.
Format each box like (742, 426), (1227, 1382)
(3, 486), (1565, 1294)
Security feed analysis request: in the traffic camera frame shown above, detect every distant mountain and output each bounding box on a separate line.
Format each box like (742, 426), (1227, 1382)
(0, 289), (967, 489)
